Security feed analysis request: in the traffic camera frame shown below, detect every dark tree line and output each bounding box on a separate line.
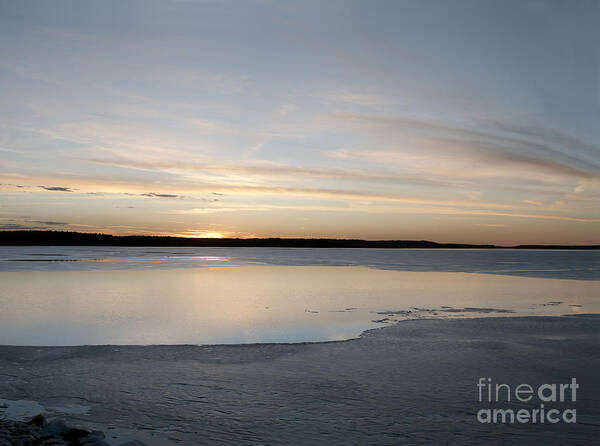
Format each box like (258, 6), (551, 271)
(0, 231), (597, 249)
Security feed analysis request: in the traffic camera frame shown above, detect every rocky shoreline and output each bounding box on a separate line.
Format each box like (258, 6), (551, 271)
(0, 415), (143, 446)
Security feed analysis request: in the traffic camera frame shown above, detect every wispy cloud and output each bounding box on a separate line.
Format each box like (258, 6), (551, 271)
(0, 224), (43, 230)
(318, 90), (396, 108)
(0, 171), (527, 209)
(0, 219), (69, 230)
(32, 220), (68, 225)
(330, 112), (600, 178)
(38, 186), (74, 192)
(168, 202), (599, 223)
(140, 192), (184, 199)
(79, 156), (471, 188)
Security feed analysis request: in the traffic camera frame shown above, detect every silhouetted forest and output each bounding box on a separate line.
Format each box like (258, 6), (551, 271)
(0, 231), (597, 249)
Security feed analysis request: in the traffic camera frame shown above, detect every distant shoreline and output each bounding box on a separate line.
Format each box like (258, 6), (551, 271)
(0, 230), (598, 249)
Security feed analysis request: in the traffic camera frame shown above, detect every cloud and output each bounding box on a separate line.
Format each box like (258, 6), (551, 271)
(72, 112), (599, 210)
(140, 192), (184, 199)
(0, 223), (64, 230)
(0, 171), (509, 208)
(32, 220), (68, 225)
(0, 218), (70, 230)
(168, 203), (600, 223)
(523, 200), (543, 207)
(486, 120), (600, 163)
(38, 186), (74, 192)
(318, 90), (394, 108)
(0, 171), (583, 212)
(275, 104), (298, 117)
(0, 224), (41, 230)
(79, 157), (476, 190)
(330, 112), (600, 178)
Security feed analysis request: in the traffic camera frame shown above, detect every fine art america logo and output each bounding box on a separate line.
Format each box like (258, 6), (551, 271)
(477, 378), (578, 424)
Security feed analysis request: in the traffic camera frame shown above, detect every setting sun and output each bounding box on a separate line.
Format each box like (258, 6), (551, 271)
(178, 231), (227, 239)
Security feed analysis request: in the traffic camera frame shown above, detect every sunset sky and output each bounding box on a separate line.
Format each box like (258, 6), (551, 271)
(1, 0), (599, 244)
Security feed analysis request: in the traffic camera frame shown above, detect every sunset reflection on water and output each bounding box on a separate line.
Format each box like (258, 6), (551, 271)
(0, 265), (598, 346)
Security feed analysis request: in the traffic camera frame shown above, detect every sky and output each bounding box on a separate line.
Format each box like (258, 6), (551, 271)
(0, 0), (599, 244)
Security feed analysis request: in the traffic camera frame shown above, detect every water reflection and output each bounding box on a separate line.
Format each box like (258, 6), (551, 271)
(0, 266), (598, 346)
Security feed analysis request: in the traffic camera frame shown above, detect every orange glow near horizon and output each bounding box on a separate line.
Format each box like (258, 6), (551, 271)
(177, 231), (227, 239)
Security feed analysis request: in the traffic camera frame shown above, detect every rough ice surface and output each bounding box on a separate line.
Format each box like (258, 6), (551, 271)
(1, 316), (599, 445)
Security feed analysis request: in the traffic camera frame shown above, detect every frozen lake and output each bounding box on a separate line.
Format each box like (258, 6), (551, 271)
(0, 247), (598, 345)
